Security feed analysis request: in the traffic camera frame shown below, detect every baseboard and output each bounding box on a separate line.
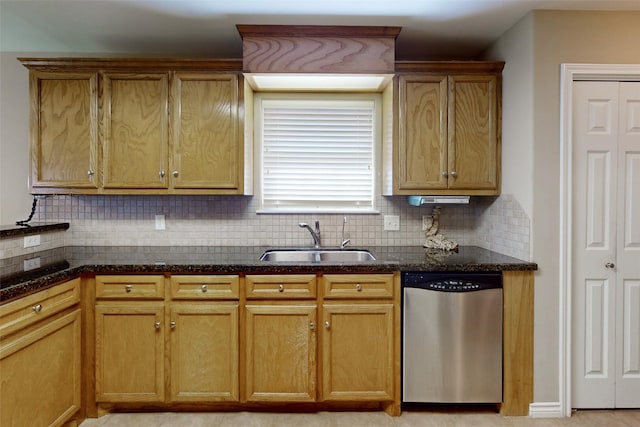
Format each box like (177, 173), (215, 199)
(529, 402), (565, 418)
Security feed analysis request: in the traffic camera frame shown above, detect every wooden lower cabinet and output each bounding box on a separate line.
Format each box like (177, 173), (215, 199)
(244, 304), (317, 402)
(169, 303), (239, 402)
(95, 302), (165, 402)
(0, 309), (81, 427)
(321, 303), (394, 401)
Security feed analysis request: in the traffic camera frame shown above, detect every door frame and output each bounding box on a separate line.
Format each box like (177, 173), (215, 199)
(559, 63), (640, 417)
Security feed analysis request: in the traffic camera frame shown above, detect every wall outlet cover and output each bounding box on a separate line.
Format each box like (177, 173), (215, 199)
(23, 257), (41, 271)
(23, 235), (41, 248)
(155, 215), (166, 230)
(383, 215), (400, 231)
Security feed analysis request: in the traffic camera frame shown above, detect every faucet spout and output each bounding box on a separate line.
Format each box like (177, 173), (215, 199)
(299, 222), (321, 248)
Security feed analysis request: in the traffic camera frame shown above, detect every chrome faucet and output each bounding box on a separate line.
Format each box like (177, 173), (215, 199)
(341, 216), (350, 249)
(299, 221), (321, 248)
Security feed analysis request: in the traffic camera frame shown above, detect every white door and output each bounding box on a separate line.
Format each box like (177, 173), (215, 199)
(572, 81), (640, 408)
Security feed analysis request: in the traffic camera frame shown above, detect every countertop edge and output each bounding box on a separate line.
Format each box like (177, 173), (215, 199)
(0, 222), (70, 238)
(1, 258), (537, 304)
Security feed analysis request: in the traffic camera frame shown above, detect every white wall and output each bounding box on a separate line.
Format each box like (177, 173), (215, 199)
(0, 52), (32, 224)
(486, 10), (640, 405)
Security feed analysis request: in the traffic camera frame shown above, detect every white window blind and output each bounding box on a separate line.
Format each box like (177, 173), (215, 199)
(257, 96), (378, 213)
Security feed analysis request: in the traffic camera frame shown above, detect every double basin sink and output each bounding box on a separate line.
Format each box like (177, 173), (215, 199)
(260, 248), (376, 263)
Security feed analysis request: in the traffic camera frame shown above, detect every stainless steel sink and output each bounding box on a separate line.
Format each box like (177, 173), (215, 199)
(260, 249), (376, 263)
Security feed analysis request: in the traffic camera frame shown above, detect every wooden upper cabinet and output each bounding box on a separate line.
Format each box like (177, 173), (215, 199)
(20, 58), (245, 194)
(394, 62), (503, 195)
(29, 71), (99, 192)
(171, 73), (242, 191)
(447, 74), (500, 191)
(102, 72), (170, 190)
(396, 75), (448, 191)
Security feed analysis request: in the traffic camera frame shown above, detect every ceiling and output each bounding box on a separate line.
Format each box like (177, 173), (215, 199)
(2, 0), (639, 60)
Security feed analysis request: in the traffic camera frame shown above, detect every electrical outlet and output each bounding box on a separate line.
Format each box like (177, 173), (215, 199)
(23, 257), (41, 271)
(383, 215), (400, 231)
(23, 235), (41, 248)
(155, 215), (165, 230)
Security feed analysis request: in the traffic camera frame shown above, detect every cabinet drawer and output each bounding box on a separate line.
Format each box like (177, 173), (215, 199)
(170, 275), (239, 300)
(96, 275), (165, 299)
(245, 275), (316, 299)
(0, 278), (81, 337)
(322, 274), (394, 299)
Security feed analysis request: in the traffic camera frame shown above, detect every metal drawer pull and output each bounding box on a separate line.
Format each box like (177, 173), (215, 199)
(172, 170), (179, 178)
(170, 321), (176, 329)
(605, 262), (615, 269)
(125, 284), (132, 293)
(201, 284), (208, 292)
(154, 322), (161, 330)
(325, 321), (331, 329)
(278, 284), (284, 292)
(450, 171), (458, 177)
(310, 322), (315, 331)
(356, 283), (362, 291)
(442, 171), (448, 177)
(32, 304), (42, 313)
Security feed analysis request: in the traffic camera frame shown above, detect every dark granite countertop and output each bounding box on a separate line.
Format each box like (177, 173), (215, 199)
(0, 245), (537, 303)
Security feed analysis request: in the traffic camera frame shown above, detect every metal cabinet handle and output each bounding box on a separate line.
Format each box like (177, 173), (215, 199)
(201, 284), (208, 293)
(441, 171), (448, 177)
(450, 171), (458, 178)
(154, 321), (161, 330)
(325, 321), (330, 329)
(170, 321), (176, 329)
(355, 283), (362, 292)
(605, 262), (615, 269)
(278, 284), (284, 292)
(125, 284), (132, 293)
(32, 304), (42, 313)
(87, 170), (95, 177)
(172, 171), (179, 178)
(159, 170), (165, 178)
(310, 322), (315, 331)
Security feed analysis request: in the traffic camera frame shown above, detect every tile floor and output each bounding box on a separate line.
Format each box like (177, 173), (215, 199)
(78, 409), (640, 427)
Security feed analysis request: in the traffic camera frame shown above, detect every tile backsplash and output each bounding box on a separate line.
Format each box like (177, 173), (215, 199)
(1, 194), (530, 261)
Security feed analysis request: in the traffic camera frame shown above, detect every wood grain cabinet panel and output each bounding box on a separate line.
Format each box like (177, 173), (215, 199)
(171, 73), (242, 191)
(29, 71), (99, 192)
(396, 74), (448, 191)
(95, 302), (165, 402)
(169, 303), (239, 402)
(244, 304), (317, 402)
(0, 309), (82, 427)
(447, 74), (500, 191)
(102, 72), (170, 190)
(321, 303), (394, 401)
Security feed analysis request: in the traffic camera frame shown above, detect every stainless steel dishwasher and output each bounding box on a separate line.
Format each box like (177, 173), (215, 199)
(402, 272), (503, 404)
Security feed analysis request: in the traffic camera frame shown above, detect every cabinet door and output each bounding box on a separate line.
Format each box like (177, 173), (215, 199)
(447, 74), (500, 191)
(29, 71), (99, 191)
(245, 304), (317, 402)
(171, 73), (242, 191)
(95, 303), (165, 402)
(102, 72), (169, 189)
(169, 303), (239, 402)
(396, 74), (448, 192)
(321, 304), (394, 401)
(0, 309), (81, 427)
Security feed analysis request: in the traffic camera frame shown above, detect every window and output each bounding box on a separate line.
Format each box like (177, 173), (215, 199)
(254, 93), (381, 213)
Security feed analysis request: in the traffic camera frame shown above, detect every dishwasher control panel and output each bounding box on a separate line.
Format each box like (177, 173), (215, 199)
(402, 272), (502, 292)
(426, 280), (482, 291)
